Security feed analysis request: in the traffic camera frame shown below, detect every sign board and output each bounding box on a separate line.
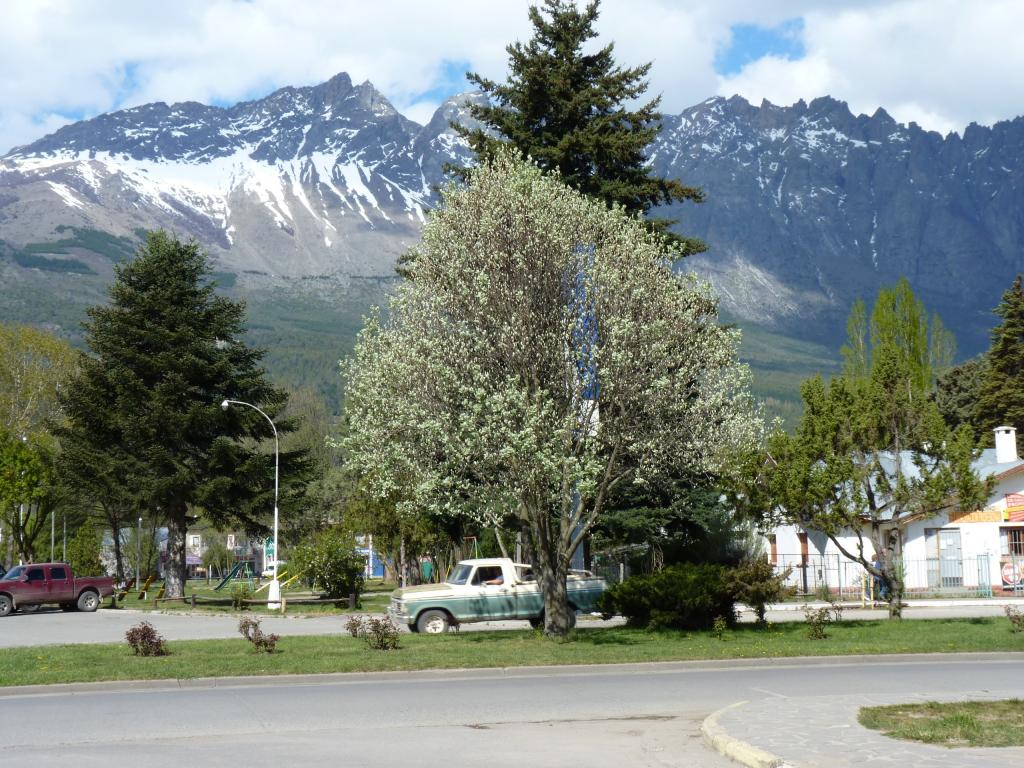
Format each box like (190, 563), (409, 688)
(1002, 560), (1022, 588)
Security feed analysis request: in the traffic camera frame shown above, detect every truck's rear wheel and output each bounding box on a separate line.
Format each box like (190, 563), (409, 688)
(77, 590), (100, 612)
(0, 595), (12, 617)
(416, 609), (450, 634)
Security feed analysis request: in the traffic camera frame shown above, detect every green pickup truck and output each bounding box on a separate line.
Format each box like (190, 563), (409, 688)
(388, 557), (607, 634)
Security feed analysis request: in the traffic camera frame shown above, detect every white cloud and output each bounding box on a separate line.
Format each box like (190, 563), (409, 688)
(718, 0), (1024, 134)
(0, 0), (1021, 154)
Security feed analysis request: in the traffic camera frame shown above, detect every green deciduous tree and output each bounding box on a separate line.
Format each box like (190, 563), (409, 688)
(343, 151), (756, 637)
(454, 0), (704, 254)
(291, 525), (365, 600)
(736, 281), (989, 618)
(66, 523), (104, 577)
(58, 231), (307, 598)
(975, 275), (1024, 452)
(0, 324), (77, 564)
(201, 535), (234, 578)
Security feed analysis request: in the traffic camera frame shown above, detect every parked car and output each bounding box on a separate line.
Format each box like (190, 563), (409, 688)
(388, 557), (607, 634)
(0, 563), (116, 616)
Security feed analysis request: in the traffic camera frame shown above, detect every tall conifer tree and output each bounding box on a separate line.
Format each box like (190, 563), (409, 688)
(454, 0), (704, 254)
(59, 232), (306, 597)
(975, 275), (1024, 452)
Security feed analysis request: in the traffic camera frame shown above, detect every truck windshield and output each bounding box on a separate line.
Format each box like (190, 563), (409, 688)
(447, 564), (473, 585)
(2, 566), (25, 581)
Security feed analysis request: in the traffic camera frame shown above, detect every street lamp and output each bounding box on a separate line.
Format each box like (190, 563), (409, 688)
(221, 399), (280, 609)
(136, 516), (143, 591)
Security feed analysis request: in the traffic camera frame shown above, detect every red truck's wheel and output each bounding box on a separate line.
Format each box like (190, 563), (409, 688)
(77, 590), (100, 612)
(0, 595), (12, 617)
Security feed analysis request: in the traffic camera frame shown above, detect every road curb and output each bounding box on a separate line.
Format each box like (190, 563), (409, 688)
(701, 701), (793, 768)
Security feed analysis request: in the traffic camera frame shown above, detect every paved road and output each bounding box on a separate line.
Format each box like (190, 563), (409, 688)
(0, 601), (1018, 648)
(1, 656), (1022, 767)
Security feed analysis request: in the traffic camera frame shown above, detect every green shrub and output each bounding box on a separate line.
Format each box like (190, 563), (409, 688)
(803, 605), (832, 639)
(597, 562), (736, 630)
(231, 583), (252, 610)
(67, 524), (105, 577)
(291, 526), (365, 601)
(726, 559), (794, 625)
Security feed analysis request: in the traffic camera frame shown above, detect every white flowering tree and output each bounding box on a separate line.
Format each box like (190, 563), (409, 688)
(342, 151), (757, 636)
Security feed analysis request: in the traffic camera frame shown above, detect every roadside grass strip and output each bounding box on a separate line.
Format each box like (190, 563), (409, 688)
(858, 699), (1024, 747)
(1, 617), (1022, 688)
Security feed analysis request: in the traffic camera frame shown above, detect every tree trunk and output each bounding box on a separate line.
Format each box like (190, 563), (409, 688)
(531, 520), (573, 638)
(111, 520), (125, 584)
(164, 508), (188, 598)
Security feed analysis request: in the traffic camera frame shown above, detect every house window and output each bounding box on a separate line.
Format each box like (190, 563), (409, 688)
(226, 535), (236, 549)
(190, 535), (201, 548)
(1001, 527), (1024, 557)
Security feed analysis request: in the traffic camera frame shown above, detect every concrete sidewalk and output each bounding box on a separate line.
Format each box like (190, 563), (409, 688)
(703, 690), (1024, 767)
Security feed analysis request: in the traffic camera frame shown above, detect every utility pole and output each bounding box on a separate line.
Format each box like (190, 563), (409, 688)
(136, 516), (143, 591)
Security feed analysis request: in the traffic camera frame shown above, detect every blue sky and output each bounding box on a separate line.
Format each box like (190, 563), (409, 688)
(1, 1), (1022, 155)
(716, 19), (806, 76)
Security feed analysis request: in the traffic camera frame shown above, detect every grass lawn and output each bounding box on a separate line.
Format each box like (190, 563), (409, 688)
(859, 699), (1024, 747)
(1, 617), (1022, 688)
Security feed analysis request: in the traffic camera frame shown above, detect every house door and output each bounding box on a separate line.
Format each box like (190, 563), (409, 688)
(938, 529), (963, 588)
(925, 529), (964, 589)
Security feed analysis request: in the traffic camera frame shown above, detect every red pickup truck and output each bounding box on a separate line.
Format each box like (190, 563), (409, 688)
(0, 562), (115, 616)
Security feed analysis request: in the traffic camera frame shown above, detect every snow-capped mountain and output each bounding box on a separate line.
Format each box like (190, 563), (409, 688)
(3, 75), (1024, 357)
(0, 72), (480, 280)
(648, 95), (1024, 349)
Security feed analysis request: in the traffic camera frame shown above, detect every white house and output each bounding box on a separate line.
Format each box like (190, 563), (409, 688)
(768, 426), (1024, 597)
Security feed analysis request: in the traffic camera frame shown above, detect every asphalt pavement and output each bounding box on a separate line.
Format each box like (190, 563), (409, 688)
(1, 655), (1022, 767)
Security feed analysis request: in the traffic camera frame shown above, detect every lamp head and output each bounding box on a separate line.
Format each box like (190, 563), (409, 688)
(221, 399), (230, 411)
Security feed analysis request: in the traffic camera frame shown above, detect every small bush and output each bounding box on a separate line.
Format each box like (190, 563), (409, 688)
(238, 616), (279, 653)
(803, 605), (832, 640)
(597, 562), (736, 631)
(125, 621), (168, 656)
(231, 583), (252, 610)
(726, 559), (794, 625)
(712, 615), (728, 640)
(345, 615), (401, 650)
(363, 616), (401, 650)
(345, 615), (365, 638)
(1006, 605), (1024, 633)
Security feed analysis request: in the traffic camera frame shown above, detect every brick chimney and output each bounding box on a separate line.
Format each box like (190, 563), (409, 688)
(994, 426), (1018, 463)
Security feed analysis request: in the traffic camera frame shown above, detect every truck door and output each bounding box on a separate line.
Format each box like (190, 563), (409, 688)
(47, 565), (73, 602)
(21, 566), (48, 606)
(472, 565), (516, 619)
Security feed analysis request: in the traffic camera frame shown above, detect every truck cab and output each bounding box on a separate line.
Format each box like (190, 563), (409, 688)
(389, 557), (605, 634)
(0, 562), (115, 616)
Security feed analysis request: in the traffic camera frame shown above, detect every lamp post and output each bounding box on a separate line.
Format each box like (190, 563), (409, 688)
(221, 399), (280, 609)
(136, 516), (143, 591)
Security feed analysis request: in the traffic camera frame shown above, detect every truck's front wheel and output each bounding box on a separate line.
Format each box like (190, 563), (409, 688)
(416, 609), (451, 634)
(0, 595), (12, 617)
(77, 590), (100, 612)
